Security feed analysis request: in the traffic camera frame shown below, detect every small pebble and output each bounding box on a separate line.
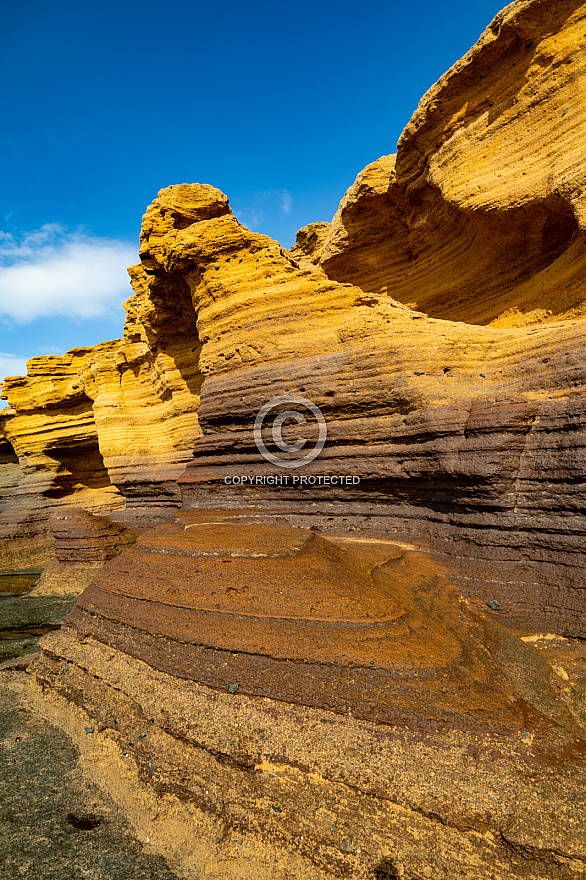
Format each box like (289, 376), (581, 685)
(228, 682), (239, 694)
(487, 600), (504, 612)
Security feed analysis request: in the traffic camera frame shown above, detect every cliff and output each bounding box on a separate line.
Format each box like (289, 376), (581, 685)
(1, 0), (585, 630)
(314, 0), (586, 327)
(2, 0), (586, 877)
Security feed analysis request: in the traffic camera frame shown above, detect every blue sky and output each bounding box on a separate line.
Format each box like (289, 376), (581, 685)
(0, 0), (506, 399)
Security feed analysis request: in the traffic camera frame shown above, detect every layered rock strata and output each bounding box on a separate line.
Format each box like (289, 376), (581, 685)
(3, 0), (585, 875)
(0, 228), (204, 565)
(1, 1), (585, 633)
(33, 513), (586, 879)
(314, 0), (586, 327)
(0, 346), (125, 569)
(28, 508), (138, 597)
(134, 178), (586, 636)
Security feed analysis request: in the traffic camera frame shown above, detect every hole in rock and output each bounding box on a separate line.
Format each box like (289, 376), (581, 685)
(0, 437), (18, 465)
(374, 858), (401, 880)
(66, 812), (103, 831)
(44, 439), (113, 499)
(0, 436), (22, 500)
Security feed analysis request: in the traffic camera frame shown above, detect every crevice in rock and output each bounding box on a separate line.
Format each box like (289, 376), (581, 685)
(0, 436), (19, 465)
(44, 438), (113, 499)
(499, 829), (586, 866)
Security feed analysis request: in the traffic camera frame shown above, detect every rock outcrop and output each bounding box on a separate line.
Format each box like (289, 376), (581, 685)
(3, 3), (586, 626)
(5, 2), (585, 623)
(33, 512), (586, 880)
(25, 508), (138, 598)
(0, 0), (584, 876)
(136, 179), (585, 637)
(315, 0), (586, 327)
(0, 347), (125, 569)
(0, 232), (204, 566)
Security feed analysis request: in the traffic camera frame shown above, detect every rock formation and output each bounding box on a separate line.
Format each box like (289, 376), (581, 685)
(2, 1), (585, 631)
(33, 512), (586, 879)
(1, 0), (586, 875)
(27, 508), (138, 598)
(315, 0), (586, 327)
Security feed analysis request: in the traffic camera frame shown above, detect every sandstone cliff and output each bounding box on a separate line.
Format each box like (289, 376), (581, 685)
(0, 219), (204, 565)
(314, 0), (586, 327)
(2, 0), (586, 627)
(1, 0), (585, 877)
(125, 178), (585, 637)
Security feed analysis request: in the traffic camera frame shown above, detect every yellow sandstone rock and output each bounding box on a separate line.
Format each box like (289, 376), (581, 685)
(317, 0), (586, 326)
(0, 0), (585, 634)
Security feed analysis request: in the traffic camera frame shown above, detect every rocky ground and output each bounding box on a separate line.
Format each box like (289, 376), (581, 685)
(1, 0), (586, 877)
(0, 677), (180, 880)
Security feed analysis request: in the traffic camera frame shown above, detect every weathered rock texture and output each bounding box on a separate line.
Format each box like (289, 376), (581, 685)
(315, 0), (586, 327)
(2, 1), (585, 630)
(49, 508), (135, 565)
(163, 182), (586, 636)
(26, 508), (138, 598)
(34, 513), (586, 879)
(0, 347), (125, 569)
(0, 243), (203, 566)
(1, 0), (583, 876)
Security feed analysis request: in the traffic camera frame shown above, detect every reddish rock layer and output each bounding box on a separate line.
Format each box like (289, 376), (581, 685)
(33, 512), (586, 878)
(62, 514), (585, 735)
(49, 507), (136, 564)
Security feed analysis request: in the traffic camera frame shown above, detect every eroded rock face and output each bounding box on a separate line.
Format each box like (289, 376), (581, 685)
(2, 2), (585, 622)
(4, 0), (586, 876)
(0, 224), (204, 565)
(34, 513), (586, 879)
(49, 508), (136, 565)
(124, 179), (585, 636)
(0, 347), (125, 569)
(316, 0), (586, 327)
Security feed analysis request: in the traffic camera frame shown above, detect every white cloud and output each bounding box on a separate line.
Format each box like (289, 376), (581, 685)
(0, 351), (29, 378)
(281, 190), (292, 215)
(0, 225), (136, 323)
(0, 352), (30, 408)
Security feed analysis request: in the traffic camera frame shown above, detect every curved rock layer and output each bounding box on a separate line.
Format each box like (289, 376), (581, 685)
(34, 513), (586, 879)
(60, 513), (585, 733)
(314, 0), (586, 327)
(126, 179), (585, 635)
(0, 0), (585, 627)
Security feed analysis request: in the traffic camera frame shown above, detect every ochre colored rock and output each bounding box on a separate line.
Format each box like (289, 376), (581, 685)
(126, 179), (586, 635)
(0, 420), (21, 500)
(288, 221), (331, 269)
(0, 346), (125, 568)
(5, 0), (586, 875)
(0, 234), (204, 565)
(317, 0), (586, 326)
(34, 513), (586, 879)
(3, 1), (585, 614)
